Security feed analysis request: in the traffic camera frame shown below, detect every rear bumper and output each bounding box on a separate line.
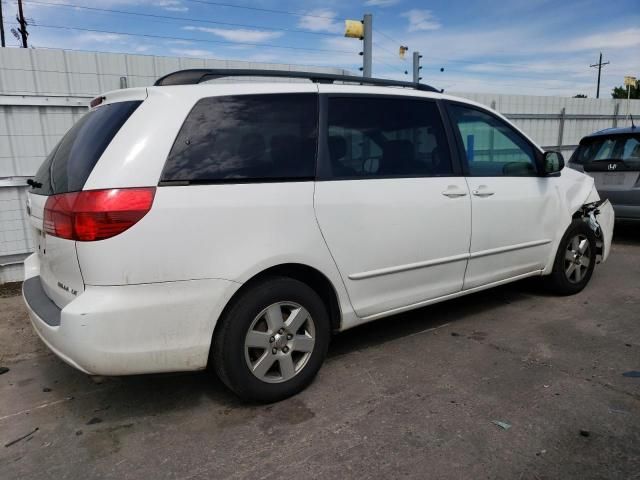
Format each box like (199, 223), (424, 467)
(598, 189), (640, 220)
(23, 262), (239, 375)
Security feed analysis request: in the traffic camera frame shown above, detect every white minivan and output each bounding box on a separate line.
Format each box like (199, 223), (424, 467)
(23, 69), (614, 402)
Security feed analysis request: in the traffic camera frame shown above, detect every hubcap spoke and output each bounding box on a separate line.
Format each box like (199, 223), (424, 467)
(578, 239), (589, 254)
(293, 334), (315, 353)
(580, 257), (590, 267)
(252, 352), (277, 378)
(572, 236), (580, 251)
(264, 304), (284, 332)
(574, 265), (583, 282)
(565, 263), (576, 277)
(565, 250), (575, 261)
(245, 331), (271, 349)
(279, 355), (295, 380)
(285, 307), (309, 333)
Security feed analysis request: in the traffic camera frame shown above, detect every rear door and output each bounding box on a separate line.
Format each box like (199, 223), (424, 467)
(26, 99), (143, 308)
(314, 93), (471, 319)
(445, 102), (561, 289)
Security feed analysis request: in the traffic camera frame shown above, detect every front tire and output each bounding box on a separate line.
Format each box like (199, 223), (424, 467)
(212, 276), (330, 403)
(543, 219), (597, 295)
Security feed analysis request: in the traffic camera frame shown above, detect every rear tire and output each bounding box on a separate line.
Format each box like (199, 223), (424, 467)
(543, 220), (597, 295)
(212, 276), (330, 403)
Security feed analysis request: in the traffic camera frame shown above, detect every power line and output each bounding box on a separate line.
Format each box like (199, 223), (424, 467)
(375, 28), (406, 50)
(28, 23), (359, 55)
(180, 0), (337, 19)
(18, 0), (339, 37)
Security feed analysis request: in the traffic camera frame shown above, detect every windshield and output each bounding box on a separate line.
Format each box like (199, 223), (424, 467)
(572, 134), (640, 168)
(30, 101), (142, 195)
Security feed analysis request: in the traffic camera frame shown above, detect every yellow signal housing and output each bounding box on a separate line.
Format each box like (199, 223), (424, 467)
(344, 19), (364, 39)
(399, 46), (408, 59)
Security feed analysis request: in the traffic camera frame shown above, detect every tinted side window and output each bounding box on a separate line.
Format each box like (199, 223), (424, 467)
(161, 94), (317, 183)
(449, 104), (538, 177)
(325, 97), (453, 179)
(31, 101), (142, 195)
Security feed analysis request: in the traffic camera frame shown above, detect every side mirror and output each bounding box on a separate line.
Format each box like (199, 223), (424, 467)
(543, 151), (565, 175)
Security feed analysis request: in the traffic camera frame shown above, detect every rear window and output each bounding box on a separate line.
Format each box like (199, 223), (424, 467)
(572, 134), (640, 167)
(30, 101), (142, 196)
(160, 93), (318, 183)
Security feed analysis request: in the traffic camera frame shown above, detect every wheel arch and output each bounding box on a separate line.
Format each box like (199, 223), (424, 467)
(214, 263), (343, 337)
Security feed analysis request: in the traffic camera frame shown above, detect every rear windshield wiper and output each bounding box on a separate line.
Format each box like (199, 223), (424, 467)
(27, 179), (43, 188)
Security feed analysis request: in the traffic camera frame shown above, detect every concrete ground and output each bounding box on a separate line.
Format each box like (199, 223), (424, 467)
(1, 225), (639, 480)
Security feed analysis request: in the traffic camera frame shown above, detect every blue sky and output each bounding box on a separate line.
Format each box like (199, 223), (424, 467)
(2, 0), (639, 96)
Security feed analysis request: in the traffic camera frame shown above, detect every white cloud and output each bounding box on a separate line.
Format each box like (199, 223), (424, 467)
(364, 0), (401, 6)
(401, 9), (441, 32)
(558, 28), (640, 52)
(183, 26), (283, 43)
(77, 32), (125, 43)
(169, 48), (213, 57)
(297, 9), (342, 33)
(158, 0), (188, 11)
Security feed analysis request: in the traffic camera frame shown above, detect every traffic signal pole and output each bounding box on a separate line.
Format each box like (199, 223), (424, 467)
(412, 51), (422, 83)
(362, 13), (372, 78)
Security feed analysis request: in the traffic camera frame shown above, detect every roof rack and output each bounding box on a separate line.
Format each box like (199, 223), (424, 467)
(153, 68), (440, 92)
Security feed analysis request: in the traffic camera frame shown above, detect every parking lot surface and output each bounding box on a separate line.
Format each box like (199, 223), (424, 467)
(1, 225), (639, 480)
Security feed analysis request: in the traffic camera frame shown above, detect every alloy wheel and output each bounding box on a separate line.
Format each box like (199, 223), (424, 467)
(564, 233), (591, 284)
(244, 302), (316, 383)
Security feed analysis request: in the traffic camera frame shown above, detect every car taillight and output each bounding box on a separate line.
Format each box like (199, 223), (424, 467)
(43, 188), (156, 241)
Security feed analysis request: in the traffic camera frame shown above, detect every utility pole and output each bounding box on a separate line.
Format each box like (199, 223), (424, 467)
(0, 1), (6, 47)
(17, 0), (28, 48)
(344, 14), (373, 78)
(412, 51), (422, 83)
(590, 52), (609, 99)
(362, 13), (372, 78)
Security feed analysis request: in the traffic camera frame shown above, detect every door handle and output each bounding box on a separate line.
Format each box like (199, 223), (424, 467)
(442, 191), (468, 198)
(472, 190), (495, 197)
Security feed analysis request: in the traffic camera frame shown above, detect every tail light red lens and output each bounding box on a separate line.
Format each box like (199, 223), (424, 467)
(43, 188), (156, 241)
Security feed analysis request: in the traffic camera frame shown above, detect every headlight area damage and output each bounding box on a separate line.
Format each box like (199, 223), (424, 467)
(574, 199), (615, 263)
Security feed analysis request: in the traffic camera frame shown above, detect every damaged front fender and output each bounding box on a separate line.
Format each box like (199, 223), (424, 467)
(575, 199), (615, 263)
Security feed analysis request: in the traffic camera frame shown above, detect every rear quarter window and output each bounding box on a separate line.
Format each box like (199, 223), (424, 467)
(160, 93), (318, 183)
(30, 101), (142, 196)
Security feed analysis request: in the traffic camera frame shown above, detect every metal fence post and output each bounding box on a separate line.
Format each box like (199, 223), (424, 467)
(612, 103), (619, 128)
(557, 107), (565, 149)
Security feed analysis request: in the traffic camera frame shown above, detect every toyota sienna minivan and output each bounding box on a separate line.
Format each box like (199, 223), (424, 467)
(22, 69), (614, 402)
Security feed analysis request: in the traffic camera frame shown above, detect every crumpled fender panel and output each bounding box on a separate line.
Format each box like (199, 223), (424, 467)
(542, 168), (614, 273)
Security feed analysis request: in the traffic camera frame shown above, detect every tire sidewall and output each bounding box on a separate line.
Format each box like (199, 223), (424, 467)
(216, 277), (330, 403)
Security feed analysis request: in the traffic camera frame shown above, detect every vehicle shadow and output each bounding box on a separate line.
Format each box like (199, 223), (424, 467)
(24, 278), (540, 420)
(329, 279), (538, 358)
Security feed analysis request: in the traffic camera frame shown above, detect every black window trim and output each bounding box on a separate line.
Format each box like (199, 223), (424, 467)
(316, 93), (465, 181)
(441, 100), (545, 177)
(158, 92), (319, 187)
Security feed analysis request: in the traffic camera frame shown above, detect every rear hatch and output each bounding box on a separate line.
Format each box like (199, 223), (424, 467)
(27, 98), (144, 309)
(573, 133), (640, 191)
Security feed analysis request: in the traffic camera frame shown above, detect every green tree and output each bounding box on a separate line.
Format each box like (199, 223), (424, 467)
(573, 94), (587, 98)
(612, 80), (639, 99)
